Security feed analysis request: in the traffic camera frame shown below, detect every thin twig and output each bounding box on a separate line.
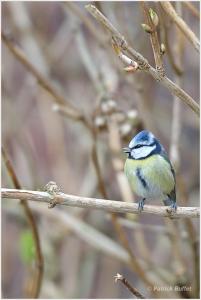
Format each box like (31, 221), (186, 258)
(2, 188), (200, 219)
(64, 2), (107, 47)
(85, 4), (199, 117)
(109, 216), (189, 237)
(6, 200), (181, 286)
(160, 2), (200, 53)
(91, 136), (108, 199)
(167, 2), (187, 280)
(107, 114), (133, 203)
(177, 176), (200, 298)
(169, 3), (184, 170)
(141, 2), (164, 75)
(114, 273), (145, 299)
(2, 148), (44, 298)
(2, 33), (90, 126)
(159, 7), (183, 76)
(107, 116), (151, 262)
(183, 1), (200, 19)
(31, 202), (130, 263)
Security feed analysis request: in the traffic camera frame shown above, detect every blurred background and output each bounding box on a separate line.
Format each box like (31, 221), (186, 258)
(2, 1), (200, 299)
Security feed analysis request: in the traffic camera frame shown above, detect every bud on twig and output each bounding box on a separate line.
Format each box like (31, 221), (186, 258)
(112, 39), (121, 55)
(112, 38), (138, 72)
(141, 23), (153, 33)
(160, 43), (166, 55)
(149, 8), (159, 27)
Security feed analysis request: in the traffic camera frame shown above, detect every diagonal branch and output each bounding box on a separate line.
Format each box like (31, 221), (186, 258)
(85, 4), (200, 117)
(2, 188), (200, 219)
(183, 1), (200, 19)
(2, 33), (90, 126)
(160, 1), (200, 53)
(114, 273), (145, 299)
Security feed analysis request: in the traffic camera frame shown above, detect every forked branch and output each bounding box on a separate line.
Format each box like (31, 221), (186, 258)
(85, 4), (200, 117)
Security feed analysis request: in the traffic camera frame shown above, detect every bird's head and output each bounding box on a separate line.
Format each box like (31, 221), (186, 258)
(123, 130), (163, 159)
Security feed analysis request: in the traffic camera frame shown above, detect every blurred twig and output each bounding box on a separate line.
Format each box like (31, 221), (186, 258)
(107, 116), (151, 262)
(159, 7), (183, 76)
(169, 3), (184, 171)
(30, 203), (130, 263)
(168, 5), (198, 289)
(177, 176), (200, 298)
(2, 148), (44, 298)
(114, 273), (145, 298)
(109, 216), (189, 237)
(8, 2), (49, 75)
(107, 117), (133, 201)
(2, 188), (200, 219)
(141, 2), (164, 75)
(2, 33), (90, 126)
(160, 2), (200, 53)
(166, 2), (187, 281)
(64, 2), (107, 47)
(183, 1), (200, 19)
(85, 4), (200, 117)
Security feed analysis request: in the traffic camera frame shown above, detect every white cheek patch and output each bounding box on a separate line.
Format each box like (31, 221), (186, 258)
(131, 145), (156, 159)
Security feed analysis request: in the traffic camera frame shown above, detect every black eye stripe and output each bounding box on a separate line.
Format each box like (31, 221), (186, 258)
(132, 141), (155, 149)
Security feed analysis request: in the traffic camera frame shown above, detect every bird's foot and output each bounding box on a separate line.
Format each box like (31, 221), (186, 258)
(138, 198), (145, 212)
(166, 201), (177, 214)
(170, 201), (177, 212)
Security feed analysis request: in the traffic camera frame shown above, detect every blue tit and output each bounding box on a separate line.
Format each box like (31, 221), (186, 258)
(123, 130), (177, 211)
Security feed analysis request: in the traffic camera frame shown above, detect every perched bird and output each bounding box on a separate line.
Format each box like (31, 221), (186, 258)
(123, 130), (177, 211)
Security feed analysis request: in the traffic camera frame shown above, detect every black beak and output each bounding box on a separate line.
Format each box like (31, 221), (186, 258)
(123, 147), (130, 154)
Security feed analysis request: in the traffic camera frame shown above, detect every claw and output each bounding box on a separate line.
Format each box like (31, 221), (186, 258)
(163, 197), (177, 212)
(138, 198), (145, 212)
(170, 201), (177, 212)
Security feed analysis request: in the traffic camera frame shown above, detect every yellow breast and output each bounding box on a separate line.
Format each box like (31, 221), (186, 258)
(124, 155), (175, 198)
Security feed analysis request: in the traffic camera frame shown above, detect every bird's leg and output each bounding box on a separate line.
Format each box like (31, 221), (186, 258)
(170, 200), (177, 211)
(163, 197), (177, 212)
(138, 198), (146, 212)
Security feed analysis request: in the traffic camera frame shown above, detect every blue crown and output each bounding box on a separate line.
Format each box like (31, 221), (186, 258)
(129, 130), (155, 148)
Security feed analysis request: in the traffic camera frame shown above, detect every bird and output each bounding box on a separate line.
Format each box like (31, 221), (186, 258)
(123, 130), (177, 212)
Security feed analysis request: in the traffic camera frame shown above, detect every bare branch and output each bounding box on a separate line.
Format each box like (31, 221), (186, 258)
(2, 33), (89, 125)
(141, 2), (164, 75)
(2, 188), (200, 219)
(2, 149), (44, 298)
(183, 1), (200, 19)
(159, 6), (183, 76)
(85, 4), (200, 117)
(64, 2), (107, 47)
(169, 4), (184, 169)
(160, 2), (200, 53)
(114, 273), (145, 299)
